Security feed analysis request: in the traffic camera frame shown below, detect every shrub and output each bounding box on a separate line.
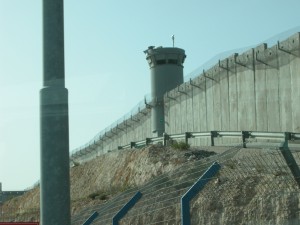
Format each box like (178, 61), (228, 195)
(99, 194), (108, 200)
(171, 141), (190, 151)
(88, 192), (99, 200)
(88, 190), (109, 200)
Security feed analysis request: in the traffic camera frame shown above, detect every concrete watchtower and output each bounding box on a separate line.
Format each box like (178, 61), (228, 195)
(144, 46), (186, 137)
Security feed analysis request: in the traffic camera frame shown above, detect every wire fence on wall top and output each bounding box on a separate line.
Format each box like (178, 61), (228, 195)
(184, 25), (300, 81)
(70, 94), (152, 156)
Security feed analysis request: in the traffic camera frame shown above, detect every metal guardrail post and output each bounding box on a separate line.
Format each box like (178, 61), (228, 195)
(163, 133), (169, 146)
(112, 191), (142, 225)
(241, 131), (250, 148)
(185, 132), (192, 145)
(284, 132), (292, 141)
(210, 131), (218, 146)
(82, 211), (99, 225)
(279, 132), (300, 188)
(146, 138), (151, 146)
(181, 162), (221, 225)
(130, 142), (135, 149)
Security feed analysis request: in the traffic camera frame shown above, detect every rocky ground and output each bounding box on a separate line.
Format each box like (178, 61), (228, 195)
(0, 144), (217, 221)
(1, 143), (300, 224)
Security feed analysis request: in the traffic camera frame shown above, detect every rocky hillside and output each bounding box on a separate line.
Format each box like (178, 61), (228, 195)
(1, 144), (217, 221)
(1, 143), (300, 224)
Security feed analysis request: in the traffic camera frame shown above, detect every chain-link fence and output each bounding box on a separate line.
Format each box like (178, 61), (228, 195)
(191, 145), (300, 225)
(2, 140), (300, 224)
(70, 144), (232, 225)
(71, 139), (300, 225)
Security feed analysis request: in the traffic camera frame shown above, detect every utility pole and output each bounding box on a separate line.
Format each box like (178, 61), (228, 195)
(40, 1), (70, 225)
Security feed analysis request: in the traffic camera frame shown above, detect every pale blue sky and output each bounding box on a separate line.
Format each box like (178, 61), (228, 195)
(1, 0), (300, 190)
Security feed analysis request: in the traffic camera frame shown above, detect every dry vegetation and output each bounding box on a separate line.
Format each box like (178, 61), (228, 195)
(2, 144), (300, 224)
(1, 144), (215, 221)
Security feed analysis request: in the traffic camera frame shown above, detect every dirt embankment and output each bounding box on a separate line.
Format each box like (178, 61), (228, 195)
(2, 145), (211, 219)
(3, 145), (299, 225)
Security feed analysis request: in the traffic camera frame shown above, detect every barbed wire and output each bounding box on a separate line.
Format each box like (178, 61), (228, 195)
(70, 94), (152, 156)
(184, 25), (300, 81)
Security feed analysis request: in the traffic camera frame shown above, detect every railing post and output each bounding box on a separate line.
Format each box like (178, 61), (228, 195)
(163, 132), (169, 146)
(130, 142), (136, 149)
(112, 191), (142, 225)
(210, 131), (218, 146)
(146, 138), (151, 146)
(82, 211), (99, 225)
(181, 162), (221, 225)
(185, 132), (192, 145)
(241, 131), (250, 148)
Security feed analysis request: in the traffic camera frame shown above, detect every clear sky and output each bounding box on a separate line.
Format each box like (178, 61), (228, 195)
(1, 0), (300, 190)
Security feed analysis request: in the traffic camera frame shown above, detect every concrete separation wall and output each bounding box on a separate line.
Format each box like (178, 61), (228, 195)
(0, 191), (27, 204)
(164, 32), (300, 144)
(71, 107), (152, 163)
(0, 182), (27, 203)
(71, 32), (300, 163)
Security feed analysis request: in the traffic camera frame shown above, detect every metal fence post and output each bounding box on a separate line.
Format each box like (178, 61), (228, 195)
(82, 211), (99, 225)
(181, 162), (221, 225)
(112, 191), (142, 225)
(279, 132), (300, 188)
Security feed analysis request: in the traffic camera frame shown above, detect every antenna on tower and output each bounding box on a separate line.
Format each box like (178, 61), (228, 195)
(172, 35), (175, 47)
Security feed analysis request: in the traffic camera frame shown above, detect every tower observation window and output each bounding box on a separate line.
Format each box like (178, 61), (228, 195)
(168, 59), (178, 64)
(156, 59), (166, 65)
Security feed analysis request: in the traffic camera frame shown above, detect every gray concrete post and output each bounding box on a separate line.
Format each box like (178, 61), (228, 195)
(40, 1), (70, 225)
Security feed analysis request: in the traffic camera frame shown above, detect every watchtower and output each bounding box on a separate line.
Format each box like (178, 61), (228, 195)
(144, 46), (186, 137)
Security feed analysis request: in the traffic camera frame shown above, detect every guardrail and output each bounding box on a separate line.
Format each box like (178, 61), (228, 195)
(70, 131), (300, 165)
(117, 131), (300, 151)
